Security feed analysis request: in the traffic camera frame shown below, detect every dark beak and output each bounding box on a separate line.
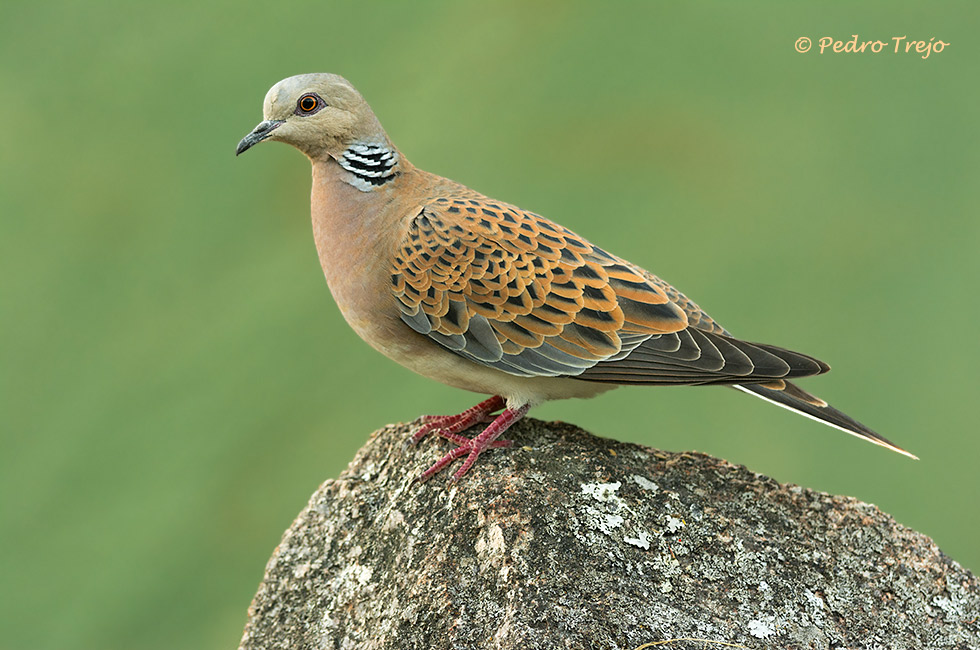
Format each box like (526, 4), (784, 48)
(236, 120), (285, 156)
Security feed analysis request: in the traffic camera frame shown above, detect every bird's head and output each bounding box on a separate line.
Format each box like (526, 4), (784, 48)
(236, 73), (386, 161)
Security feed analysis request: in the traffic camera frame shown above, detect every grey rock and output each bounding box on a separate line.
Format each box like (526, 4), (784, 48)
(238, 419), (980, 650)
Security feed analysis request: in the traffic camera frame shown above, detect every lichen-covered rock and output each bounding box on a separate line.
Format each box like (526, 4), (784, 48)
(238, 419), (980, 650)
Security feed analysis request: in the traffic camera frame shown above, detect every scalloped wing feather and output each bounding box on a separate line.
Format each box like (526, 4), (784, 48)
(390, 192), (827, 384)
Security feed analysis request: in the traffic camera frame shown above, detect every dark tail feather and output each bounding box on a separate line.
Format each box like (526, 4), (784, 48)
(734, 380), (917, 459)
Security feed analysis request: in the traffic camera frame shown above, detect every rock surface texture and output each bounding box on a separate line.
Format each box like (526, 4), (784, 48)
(238, 419), (979, 650)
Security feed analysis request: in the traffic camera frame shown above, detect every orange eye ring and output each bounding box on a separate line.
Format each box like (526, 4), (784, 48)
(298, 95), (319, 113)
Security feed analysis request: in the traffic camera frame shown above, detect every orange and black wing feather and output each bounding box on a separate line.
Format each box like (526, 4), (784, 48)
(390, 192), (827, 384)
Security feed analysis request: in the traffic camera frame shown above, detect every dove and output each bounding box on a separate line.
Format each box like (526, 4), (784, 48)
(237, 73), (914, 482)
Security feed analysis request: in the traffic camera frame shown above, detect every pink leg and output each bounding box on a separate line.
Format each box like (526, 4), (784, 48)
(409, 396), (505, 446)
(416, 404), (530, 484)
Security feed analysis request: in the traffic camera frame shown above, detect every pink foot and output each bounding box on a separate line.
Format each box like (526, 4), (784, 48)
(408, 396), (506, 446)
(415, 403), (530, 483)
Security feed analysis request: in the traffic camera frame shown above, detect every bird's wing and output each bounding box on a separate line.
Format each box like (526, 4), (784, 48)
(390, 193), (826, 383)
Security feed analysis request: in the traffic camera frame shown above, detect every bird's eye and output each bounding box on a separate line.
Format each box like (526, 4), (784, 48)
(297, 94), (321, 114)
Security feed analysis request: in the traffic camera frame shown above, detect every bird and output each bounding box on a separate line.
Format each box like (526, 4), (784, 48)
(236, 73), (914, 482)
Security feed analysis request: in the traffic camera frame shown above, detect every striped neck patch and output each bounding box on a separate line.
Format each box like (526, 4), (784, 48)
(338, 143), (399, 191)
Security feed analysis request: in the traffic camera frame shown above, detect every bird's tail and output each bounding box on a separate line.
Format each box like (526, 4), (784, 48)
(734, 380), (917, 459)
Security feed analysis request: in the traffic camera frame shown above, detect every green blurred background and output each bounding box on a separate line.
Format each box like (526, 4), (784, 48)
(2, 1), (977, 648)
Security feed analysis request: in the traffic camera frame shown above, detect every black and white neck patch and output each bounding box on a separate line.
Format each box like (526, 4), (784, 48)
(339, 143), (399, 191)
